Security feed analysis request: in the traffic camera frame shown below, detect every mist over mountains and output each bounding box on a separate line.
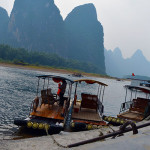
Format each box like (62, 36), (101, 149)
(0, 0), (149, 77)
(0, 7), (9, 44)
(105, 48), (150, 78)
(0, 0), (105, 74)
(65, 4), (105, 73)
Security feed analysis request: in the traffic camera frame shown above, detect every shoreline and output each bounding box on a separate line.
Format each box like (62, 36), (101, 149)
(1, 121), (150, 150)
(0, 62), (115, 79)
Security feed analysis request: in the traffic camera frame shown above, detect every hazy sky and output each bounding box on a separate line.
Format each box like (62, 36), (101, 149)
(0, 0), (150, 61)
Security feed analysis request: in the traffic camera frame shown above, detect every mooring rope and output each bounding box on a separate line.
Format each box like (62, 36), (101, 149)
(45, 127), (68, 148)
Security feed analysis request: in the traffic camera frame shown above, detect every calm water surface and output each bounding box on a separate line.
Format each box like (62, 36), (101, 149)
(0, 66), (137, 138)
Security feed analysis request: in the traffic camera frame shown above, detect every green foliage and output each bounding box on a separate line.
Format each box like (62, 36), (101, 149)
(0, 44), (103, 74)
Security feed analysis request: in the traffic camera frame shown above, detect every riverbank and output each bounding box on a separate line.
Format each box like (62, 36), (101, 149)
(0, 62), (113, 79)
(1, 120), (150, 150)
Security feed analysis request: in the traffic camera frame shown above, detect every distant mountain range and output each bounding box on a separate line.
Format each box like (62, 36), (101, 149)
(0, 0), (105, 75)
(1, 0), (149, 78)
(105, 48), (150, 78)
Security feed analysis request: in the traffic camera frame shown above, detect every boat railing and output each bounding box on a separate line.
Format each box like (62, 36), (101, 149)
(97, 101), (104, 116)
(29, 100), (33, 114)
(29, 94), (55, 114)
(29, 98), (39, 114)
(29, 94), (70, 115)
(119, 101), (133, 114)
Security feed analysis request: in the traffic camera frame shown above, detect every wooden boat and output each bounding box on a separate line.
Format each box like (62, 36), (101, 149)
(117, 85), (150, 122)
(14, 75), (74, 134)
(69, 79), (108, 131)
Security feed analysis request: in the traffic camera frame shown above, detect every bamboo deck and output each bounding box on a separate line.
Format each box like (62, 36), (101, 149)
(72, 107), (102, 121)
(30, 103), (64, 120)
(117, 111), (144, 121)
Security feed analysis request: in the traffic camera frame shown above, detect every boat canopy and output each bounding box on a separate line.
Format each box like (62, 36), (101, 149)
(125, 85), (150, 94)
(36, 75), (74, 83)
(74, 79), (108, 86)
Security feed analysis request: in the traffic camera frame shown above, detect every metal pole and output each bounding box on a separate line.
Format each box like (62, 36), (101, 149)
(130, 90), (133, 101)
(73, 82), (78, 105)
(36, 78), (40, 96)
(99, 85), (102, 101)
(68, 121), (150, 148)
(146, 93), (147, 99)
(47, 77), (49, 89)
(68, 82), (70, 96)
(135, 89), (137, 98)
(68, 83), (72, 100)
(43, 78), (45, 90)
(125, 88), (128, 102)
(74, 83), (78, 97)
(70, 84), (72, 98)
(101, 86), (105, 103)
(97, 84), (100, 97)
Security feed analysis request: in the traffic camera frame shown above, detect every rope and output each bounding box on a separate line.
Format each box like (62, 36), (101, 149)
(45, 127), (68, 148)
(47, 126), (115, 148)
(108, 125), (116, 132)
(107, 125), (119, 139)
(51, 135), (68, 148)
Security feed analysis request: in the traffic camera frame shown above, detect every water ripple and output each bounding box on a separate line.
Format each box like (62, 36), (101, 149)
(1, 66), (145, 137)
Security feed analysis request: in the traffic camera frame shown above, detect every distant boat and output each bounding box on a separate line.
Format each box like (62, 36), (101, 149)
(72, 73), (83, 77)
(125, 78), (150, 89)
(116, 78), (123, 81)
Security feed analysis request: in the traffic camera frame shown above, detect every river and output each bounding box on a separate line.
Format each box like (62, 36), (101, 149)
(0, 66), (136, 138)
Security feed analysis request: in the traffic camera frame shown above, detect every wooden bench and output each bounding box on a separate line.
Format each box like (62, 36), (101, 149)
(118, 98), (150, 121)
(41, 89), (55, 106)
(41, 89), (47, 105)
(80, 93), (98, 112)
(129, 98), (150, 114)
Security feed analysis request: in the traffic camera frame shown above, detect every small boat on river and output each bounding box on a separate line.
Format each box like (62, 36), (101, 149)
(117, 85), (150, 122)
(72, 73), (83, 77)
(125, 78), (150, 89)
(69, 79), (108, 131)
(14, 75), (74, 134)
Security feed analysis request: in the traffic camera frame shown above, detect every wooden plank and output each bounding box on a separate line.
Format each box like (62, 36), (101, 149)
(118, 111), (144, 121)
(72, 108), (102, 121)
(30, 103), (64, 120)
(73, 119), (107, 125)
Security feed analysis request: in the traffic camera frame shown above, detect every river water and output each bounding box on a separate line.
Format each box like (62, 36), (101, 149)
(1, 66), (144, 138)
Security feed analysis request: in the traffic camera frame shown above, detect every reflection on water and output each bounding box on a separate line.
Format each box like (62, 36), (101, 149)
(0, 66), (145, 139)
